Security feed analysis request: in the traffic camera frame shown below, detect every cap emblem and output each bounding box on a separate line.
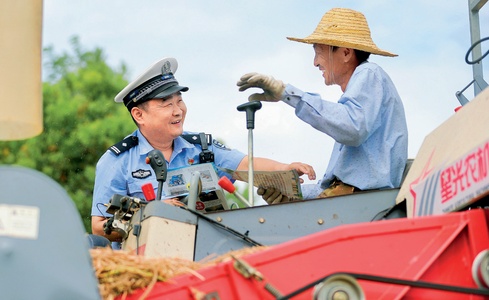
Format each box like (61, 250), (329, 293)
(162, 60), (172, 75)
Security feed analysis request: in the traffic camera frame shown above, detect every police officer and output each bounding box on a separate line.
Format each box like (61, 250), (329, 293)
(91, 57), (316, 244)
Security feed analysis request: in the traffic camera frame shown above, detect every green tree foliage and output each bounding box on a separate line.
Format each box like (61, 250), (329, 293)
(0, 37), (135, 231)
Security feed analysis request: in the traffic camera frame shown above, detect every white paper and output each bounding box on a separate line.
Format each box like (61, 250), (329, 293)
(0, 204), (40, 239)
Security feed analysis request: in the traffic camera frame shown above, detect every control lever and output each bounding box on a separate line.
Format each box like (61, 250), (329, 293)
(187, 171), (202, 211)
(218, 176), (251, 207)
(238, 101), (262, 130)
(145, 149), (167, 200)
(237, 101), (262, 207)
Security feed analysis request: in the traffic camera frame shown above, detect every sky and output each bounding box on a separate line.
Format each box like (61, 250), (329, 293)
(42, 0), (489, 186)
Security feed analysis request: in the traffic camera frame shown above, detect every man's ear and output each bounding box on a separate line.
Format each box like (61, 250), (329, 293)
(343, 48), (354, 62)
(131, 107), (143, 123)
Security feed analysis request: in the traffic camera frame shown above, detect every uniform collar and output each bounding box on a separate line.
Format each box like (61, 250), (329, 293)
(135, 129), (195, 159)
(134, 130), (153, 156)
(172, 132), (196, 153)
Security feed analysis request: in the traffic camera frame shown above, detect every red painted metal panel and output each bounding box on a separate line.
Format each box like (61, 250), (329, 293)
(121, 209), (489, 300)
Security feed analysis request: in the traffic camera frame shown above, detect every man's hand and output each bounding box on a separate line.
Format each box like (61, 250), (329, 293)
(163, 198), (185, 207)
(91, 216), (123, 242)
(237, 72), (285, 102)
(287, 162), (316, 182)
(258, 187), (290, 205)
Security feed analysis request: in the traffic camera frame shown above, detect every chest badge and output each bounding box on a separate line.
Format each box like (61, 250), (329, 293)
(132, 169), (151, 179)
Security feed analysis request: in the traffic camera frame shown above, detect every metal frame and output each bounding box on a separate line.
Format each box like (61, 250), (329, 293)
(457, 0), (488, 105)
(468, 0), (487, 96)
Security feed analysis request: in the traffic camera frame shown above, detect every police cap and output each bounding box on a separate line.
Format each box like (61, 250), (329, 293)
(114, 57), (189, 111)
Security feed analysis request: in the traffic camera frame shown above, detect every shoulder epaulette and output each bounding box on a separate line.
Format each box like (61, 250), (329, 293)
(108, 136), (139, 156)
(181, 133), (212, 146)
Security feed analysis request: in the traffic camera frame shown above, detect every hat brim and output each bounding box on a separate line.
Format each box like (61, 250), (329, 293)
(286, 36), (397, 57)
(151, 83), (189, 99)
(124, 83), (189, 111)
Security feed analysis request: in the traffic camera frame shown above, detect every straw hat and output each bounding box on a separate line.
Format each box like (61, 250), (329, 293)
(287, 8), (397, 57)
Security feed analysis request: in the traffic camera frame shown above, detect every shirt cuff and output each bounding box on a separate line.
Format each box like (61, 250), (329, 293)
(282, 84), (303, 108)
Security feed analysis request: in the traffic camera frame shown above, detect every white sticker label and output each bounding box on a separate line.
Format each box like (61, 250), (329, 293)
(0, 204), (40, 239)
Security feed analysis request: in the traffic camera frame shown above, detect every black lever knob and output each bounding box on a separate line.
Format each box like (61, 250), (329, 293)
(146, 149), (167, 182)
(237, 101), (262, 129)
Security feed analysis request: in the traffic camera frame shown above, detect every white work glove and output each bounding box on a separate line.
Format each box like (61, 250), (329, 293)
(237, 72), (285, 102)
(257, 187), (289, 205)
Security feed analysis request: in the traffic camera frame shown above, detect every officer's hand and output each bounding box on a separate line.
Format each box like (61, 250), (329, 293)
(162, 198), (185, 207)
(237, 72), (285, 102)
(257, 187), (289, 205)
(287, 162), (316, 182)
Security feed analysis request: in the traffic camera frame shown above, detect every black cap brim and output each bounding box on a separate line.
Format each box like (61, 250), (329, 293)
(151, 83), (189, 99)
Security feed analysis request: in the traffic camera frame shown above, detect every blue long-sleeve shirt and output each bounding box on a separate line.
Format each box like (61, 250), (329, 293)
(283, 62), (408, 199)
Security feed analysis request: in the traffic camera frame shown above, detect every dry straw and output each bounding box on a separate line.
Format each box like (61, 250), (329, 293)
(90, 246), (268, 300)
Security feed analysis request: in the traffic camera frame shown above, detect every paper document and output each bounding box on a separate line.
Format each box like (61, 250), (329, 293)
(230, 169), (303, 199)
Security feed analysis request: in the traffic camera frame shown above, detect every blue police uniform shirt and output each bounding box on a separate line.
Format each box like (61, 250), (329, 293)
(282, 61), (408, 199)
(91, 129), (246, 217)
